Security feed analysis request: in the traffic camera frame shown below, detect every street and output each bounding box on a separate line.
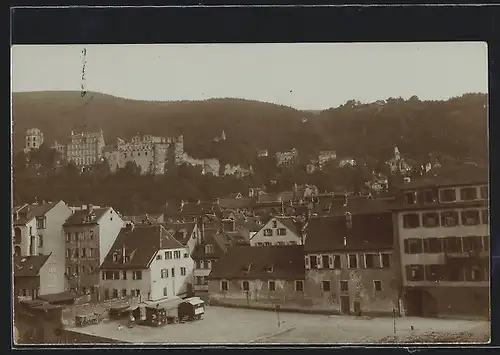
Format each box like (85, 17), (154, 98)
(66, 305), (489, 344)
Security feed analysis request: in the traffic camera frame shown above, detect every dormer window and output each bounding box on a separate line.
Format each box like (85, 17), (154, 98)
(264, 265), (274, 273)
(112, 253), (119, 262)
(205, 244), (213, 254)
(272, 220), (278, 228)
(241, 262), (252, 273)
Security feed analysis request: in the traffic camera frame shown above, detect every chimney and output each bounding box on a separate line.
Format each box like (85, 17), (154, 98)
(345, 212), (352, 229)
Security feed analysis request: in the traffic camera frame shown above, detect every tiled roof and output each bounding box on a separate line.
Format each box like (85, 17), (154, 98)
(191, 228), (228, 260)
(100, 225), (184, 269)
(218, 197), (255, 209)
(397, 166), (488, 190)
(64, 207), (109, 226)
(207, 245), (305, 281)
(278, 217), (303, 238)
(310, 197), (393, 217)
(304, 213), (394, 253)
(235, 216), (263, 232)
(258, 191), (295, 203)
(13, 202), (59, 226)
(125, 213), (164, 225)
(164, 222), (197, 246)
(13, 254), (50, 277)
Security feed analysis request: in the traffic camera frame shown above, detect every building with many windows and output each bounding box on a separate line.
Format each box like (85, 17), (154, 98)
(392, 166), (489, 318)
(53, 130), (106, 168)
(63, 205), (124, 296)
(99, 224), (195, 302)
(24, 128), (44, 153)
(12, 201), (73, 296)
(303, 207), (399, 316)
(207, 245), (306, 308)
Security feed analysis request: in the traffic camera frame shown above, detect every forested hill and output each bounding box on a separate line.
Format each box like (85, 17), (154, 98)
(12, 91), (487, 165)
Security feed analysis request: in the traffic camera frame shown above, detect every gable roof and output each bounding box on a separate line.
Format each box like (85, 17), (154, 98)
(397, 166), (488, 190)
(13, 202), (59, 226)
(100, 224), (184, 269)
(191, 228), (228, 260)
(218, 197), (255, 210)
(125, 213), (164, 225)
(253, 217), (303, 240)
(309, 197), (393, 217)
(207, 245), (305, 280)
(163, 222), (197, 246)
(64, 207), (110, 226)
(304, 213), (394, 253)
(13, 254), (50, 277)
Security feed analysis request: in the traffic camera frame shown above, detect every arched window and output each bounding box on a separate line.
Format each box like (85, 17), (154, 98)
(14, 246), (21, 256)
(14, 227), (22, 244)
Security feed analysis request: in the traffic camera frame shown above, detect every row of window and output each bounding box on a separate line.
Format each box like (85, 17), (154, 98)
(65, 231), (95, 242)
(305, 253), (391, 270)
(160, 267), (187, 278)
(155, 250), (186, 260)
(103, 288), (141, 300)
(195, 276), (208, 285)
(219, 279), (384, 293)
(102, 270), (143, 280)
(403, 235), (489, 254)
(402, 209), (488, 229)
(255, 241), (297, 246)
(404, 186), (488, 205)
(405, 264), (489, 282)
(66, 264), (95, 276)
(195, 260), (215, 269)
(66, 248), (98, 259)
(263, 228), (287, 237)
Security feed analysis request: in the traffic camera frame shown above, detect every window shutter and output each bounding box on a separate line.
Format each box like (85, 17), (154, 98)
(317, 255), (323, 269)
(328, 255), (334, 269)
(305, 255), (310, 270)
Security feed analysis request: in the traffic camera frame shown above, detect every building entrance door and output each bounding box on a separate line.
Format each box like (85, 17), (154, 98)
(340, 295), (350, 315)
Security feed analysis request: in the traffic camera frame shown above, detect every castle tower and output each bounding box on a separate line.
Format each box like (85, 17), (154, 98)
(24, 128), (44, 153)
(394, 145), (401, 161)
(174, 135), (184, 165)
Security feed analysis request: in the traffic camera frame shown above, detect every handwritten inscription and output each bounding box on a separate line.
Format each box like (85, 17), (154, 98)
(81, 48), (87, 97)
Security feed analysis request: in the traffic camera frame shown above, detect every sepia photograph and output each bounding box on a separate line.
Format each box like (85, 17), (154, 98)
(11, 42), (490, 345)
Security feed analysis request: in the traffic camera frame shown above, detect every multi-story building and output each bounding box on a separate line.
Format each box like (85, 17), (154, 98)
(63, 205), (124, 295)
(24, 128), (44, 153)
(103, 134), (184, 175)
(318, 150), (337, 168)
(275, 148), (299, 166)
(191, 228), (229, 299)
(164, 221), (201, 256)
(99, 224), (195, 301)
(304, 211), (398, 316)
(52, 130), (106, 167)
(392, 166), (489, 318)
(250, 216), (304, 246)
(207, 245), (306, 308)
(12, 201), (73, 291)
(14, 254), (66, 300)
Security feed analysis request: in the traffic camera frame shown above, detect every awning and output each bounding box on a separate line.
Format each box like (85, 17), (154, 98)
(38, 291), (76, 304)
(182, 297), (204, 306)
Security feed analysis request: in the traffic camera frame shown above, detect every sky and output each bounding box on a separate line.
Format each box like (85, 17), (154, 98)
(11, 42), (488, 110)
